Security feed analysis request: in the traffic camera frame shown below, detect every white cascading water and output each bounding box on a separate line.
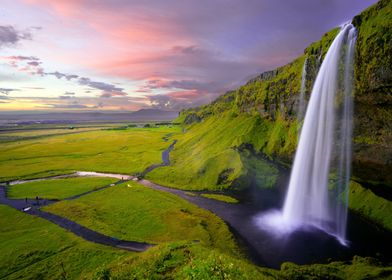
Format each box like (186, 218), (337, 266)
(334, 25), (356, 241)
(297, 57), (308, 121)
(256, 23), (357, 245)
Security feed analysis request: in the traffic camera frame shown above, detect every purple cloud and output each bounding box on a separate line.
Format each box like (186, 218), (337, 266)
(0, 26), (32, 48)
(0, 88), (20, 95)
(46, 71), (79, 80)
(78, 77), (127, 97)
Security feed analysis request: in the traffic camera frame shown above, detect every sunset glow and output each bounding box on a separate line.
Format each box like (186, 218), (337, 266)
(1, 0), (377, 111)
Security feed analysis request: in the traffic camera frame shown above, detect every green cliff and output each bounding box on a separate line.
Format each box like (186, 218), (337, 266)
(147, 0), (392, 230)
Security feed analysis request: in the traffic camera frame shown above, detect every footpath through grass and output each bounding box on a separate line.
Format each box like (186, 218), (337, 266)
(0, 205), (131, 280)
(0, 126), (180, 182)
(44, 181), (239, 255)
(7, 177), (118, 200)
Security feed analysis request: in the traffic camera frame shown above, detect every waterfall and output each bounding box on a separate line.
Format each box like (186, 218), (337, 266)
(297, 57), (308, 121)
(334, 26), (356, 241)
(256, 23), (357, 246)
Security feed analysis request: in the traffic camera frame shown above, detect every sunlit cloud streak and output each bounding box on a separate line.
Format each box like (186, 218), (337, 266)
(1, 0), (378, 111)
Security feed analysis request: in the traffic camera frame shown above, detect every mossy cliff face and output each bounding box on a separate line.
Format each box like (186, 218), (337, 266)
(351, 0), (392, 185)
(176, 0), (391, 186)
(159, 0), (392, 228)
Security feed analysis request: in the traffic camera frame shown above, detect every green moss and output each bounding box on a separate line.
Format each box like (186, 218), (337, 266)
(95, 242), (277, 280)
(348, 180), (392, 231)
(200, 193), (239, 204)
(97, 242), (391, 280)
(239, 148), (279, 189)
(350, 0), (392, 185)
(280, 256), (392, 280)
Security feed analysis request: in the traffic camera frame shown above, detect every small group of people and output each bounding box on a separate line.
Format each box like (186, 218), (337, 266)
(25, 196), (42, 206)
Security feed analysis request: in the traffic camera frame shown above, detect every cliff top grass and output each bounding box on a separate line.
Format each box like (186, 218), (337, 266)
(43, 181), (240, 255)
(99, 241), (276, 280)
(0, 126), (180, 182)
(96, 240), (392, 280)
(146, 112), (285, 190)
(200, 193), (239, 204)
(0, 204), (131, 279)
(7, 177), (118, 200)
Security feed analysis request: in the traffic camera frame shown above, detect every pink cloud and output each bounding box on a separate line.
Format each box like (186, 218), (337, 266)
(168, 90), (204, 100)
(18, 0), (376, 112)
(22, 0), (198, 82)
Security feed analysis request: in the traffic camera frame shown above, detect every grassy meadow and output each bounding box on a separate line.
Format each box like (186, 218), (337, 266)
(0, 126), (180, 182)
(2, 203), (390, 280)
(0, 127), (100, 143)
(0, 205), (132, 279)
(0, 123), (129, 143)
(146, 112), (284, 190)
(0, 123), (391, 280)
(44, 181), (239, 254)
(201, 193), (239, 203)
(7, 177), (118, 200)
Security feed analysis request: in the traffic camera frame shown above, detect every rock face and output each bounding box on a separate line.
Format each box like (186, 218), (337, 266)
(179, 0), (392, 188)
(351, 0), (392, 185)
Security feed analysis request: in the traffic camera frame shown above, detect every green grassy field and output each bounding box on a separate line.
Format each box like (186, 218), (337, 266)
(3, 193), (390, 280)
(1, 125), (391, 279)
(43, 181), (239, 254)
(0, 123), (129, 143)
(146, 113), (282, 190)
(0, 126), (180, 182)
(0, 128), (87, 137)
(201, 193), (239, 203)
(0, 205), (131, 279)
(7, 177), (118, 200)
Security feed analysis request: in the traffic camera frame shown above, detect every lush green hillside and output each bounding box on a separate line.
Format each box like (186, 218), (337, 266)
(0, 205), (131, 279)
(44, 181), (239, 254)
(148, 113), (282, 190)
(2, 194), (391, 280)
(147, 0), (392, 230)
(94, 242), (391, 280)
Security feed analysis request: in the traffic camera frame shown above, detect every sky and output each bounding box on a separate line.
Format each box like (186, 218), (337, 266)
(0, 0), (378, 112)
